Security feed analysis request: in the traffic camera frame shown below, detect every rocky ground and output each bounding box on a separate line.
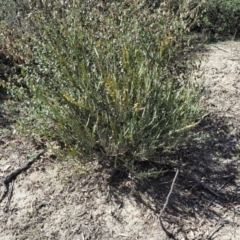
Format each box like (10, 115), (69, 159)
(0, 41), (240, 240)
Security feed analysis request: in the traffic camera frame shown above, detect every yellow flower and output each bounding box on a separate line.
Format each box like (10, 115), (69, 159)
(159, 36), (172, 56)
(122, 46), (129, 67)
(133, 102), (145, 111)
(62, 93), (77, 105)
(102, 74), (117, 101)
(134, 103), (139, 108)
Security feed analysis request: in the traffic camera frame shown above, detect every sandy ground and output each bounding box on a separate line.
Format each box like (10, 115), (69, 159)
(0, 41), (240, 240)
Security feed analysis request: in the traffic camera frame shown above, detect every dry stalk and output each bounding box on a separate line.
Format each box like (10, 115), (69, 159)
(158, 168), (179, 239)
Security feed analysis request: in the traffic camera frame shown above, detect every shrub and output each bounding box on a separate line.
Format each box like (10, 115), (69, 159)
(194, 0), (240, 38)
(7, 0), (203, 174)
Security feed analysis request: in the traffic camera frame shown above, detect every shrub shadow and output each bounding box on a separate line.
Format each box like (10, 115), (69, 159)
(0, 86), (13, 126)
(0, 50), (20, 128)
(108, 114), (240, 238)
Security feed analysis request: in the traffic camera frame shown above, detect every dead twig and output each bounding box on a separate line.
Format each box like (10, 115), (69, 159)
(203, 175), (234, 213)
(158, 168), (179, 239)
(184, 173), (227, 201)
(0, 150), (44, 212)
(169, 113), (209, 135)
(214, 45), (240, 58)
(206, 218), (229, 239)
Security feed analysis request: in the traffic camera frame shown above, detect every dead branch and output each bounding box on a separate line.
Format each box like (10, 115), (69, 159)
(214, 45), (240, 58)
(0, 150), (44, 212)
(158, 168), (179, 239)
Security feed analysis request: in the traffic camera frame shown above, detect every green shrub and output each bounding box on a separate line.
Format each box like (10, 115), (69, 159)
(194, 0), (240, 38)
(8, 0), (203, 174)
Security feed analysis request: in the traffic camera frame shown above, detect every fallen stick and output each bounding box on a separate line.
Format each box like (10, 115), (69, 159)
(206, 218), (229, 239)
(185, 173), (227, 201)
(214, 45), (240, 58)
(158, 168), (179, 239)
(0, 150), (44, 212)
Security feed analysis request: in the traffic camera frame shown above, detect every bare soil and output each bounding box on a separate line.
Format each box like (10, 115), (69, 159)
(1, 41), (240, 240)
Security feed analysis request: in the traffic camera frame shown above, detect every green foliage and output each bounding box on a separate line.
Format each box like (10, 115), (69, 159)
(7, 0), (203, 174)
(195, 0), (240, 38)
